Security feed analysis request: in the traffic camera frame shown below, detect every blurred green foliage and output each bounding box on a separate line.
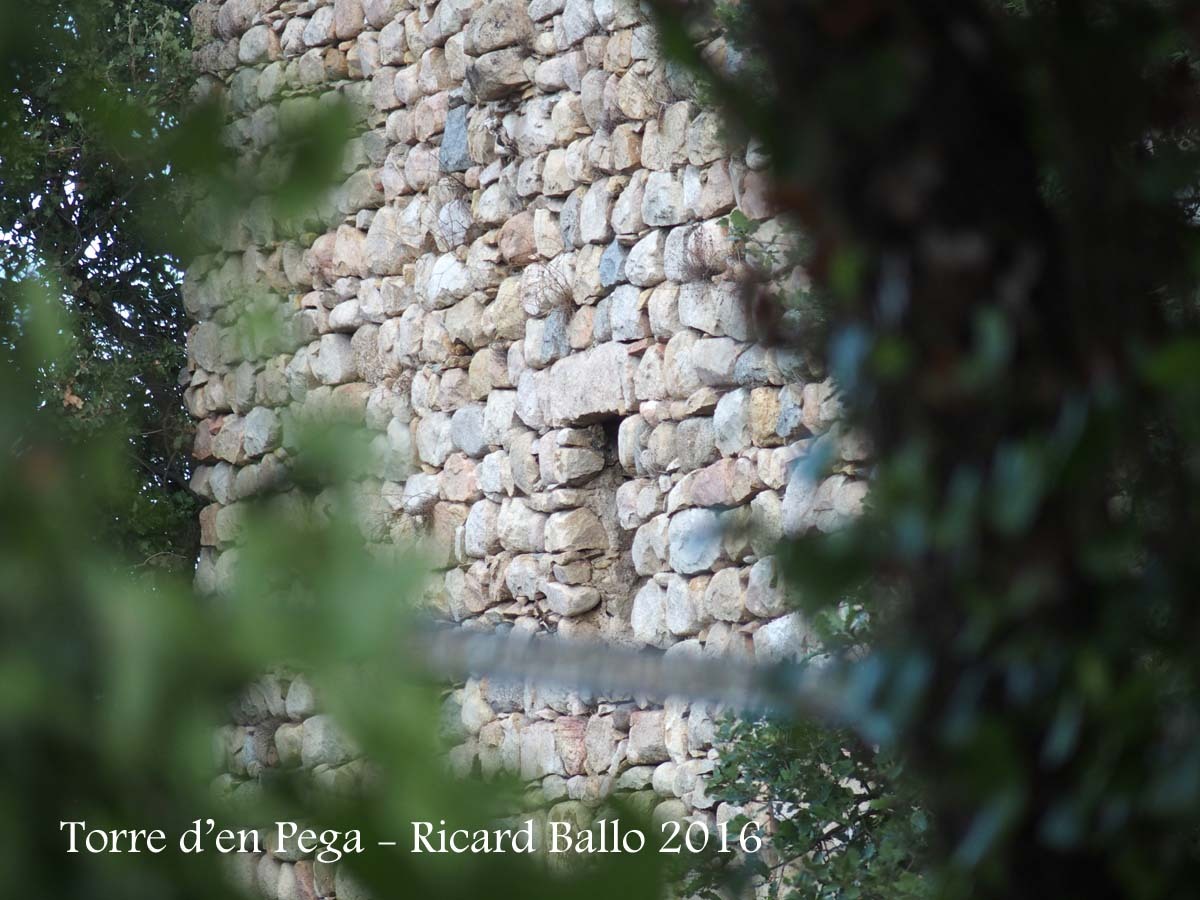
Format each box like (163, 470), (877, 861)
(686, 605), (930, 900)
(0, 291), (670, 898)
(12, 1), (1200, 899)
(699, 716), (928, 900)
(652, 0), (1200, 896)
(0, 4), (675, 900)
(1, 0), (199, 570)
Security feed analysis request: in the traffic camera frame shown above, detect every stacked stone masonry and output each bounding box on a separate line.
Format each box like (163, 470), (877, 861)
(187, 0), (868, 894)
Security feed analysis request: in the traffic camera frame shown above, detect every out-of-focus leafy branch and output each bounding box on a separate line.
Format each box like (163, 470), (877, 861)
(1, 0), (200, 571)
(0, 4), (676, 900)
(650, 0), (1200, 897)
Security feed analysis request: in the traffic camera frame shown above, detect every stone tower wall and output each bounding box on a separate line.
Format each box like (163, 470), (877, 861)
(185, 0), (867, 888)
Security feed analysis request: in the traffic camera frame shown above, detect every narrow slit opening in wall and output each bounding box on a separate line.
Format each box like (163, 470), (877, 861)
(600, 416), (621, 463)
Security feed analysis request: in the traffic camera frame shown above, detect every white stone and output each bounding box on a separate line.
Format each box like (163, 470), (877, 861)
(631, 580), (670, 647)
(543, 342), (637, 426)
(544, 508), (608, 552)
(713, 388), (750, 456)
(634, 345), (667, 401)
(745, 556), (786, 617)
(311, 334), (358, 385)
(612, 170), (647, 236)
(704, 566), (746, 622)
(753, 612), (813, 663)
(540, 446), (605, 486)
(579, 178), (614, 245)
(642, 171), (685, 226)
(520, 721), (565, 779)
(497, 498), (547, 552)
(633, 513), (672, 578)
(482, 390), (519, 446)
(668, 508), (722, 574)
(663, 330), (702, 398)
(543, 582), (601, 617)
(461, 680), (496, 734)
(664, 574), (709, 636)
(416, 412), (454, 466)
(242, 407), (280, 458)
(478, 450), (515, 497)
(625, 229), (666, 287)
(558, 0), (598, 48)
(692, 337), (744, 386)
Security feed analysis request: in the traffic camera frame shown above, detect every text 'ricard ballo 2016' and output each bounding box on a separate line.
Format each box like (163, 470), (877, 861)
(60, 819), (762, 861)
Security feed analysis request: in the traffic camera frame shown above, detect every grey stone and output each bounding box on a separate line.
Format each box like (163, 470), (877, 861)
(482, 389), (519, 446)
(663, 330), (702, 398)
(642, 171), (685, 226)
(467, 48), (530, 101)
(333, 0), (365, 40)
(599, 239), (629, 288)
(300, 715), (357, 768)
(713, 388), (750, 456)
(450, 405), (488, 457)
(402, 472), (441, 514)
(520, 720), (566, 779)
(468, 0), (534, 53)
(238, 25), (280, 65)
(668, 508), (723, 574)
(746, 556), (787, 618)
(692, 337), (745, 386)
(525, 306), (572, 369)
(531, 0), (567, 21)
(303, 6), (337, 47)
(618, 414), (649, 473)
(504, 553), (548, 599)
(585, 715), (619, 773)
(678, 282), (719, 335)
(749, 489), (784, 556)
(559, 0), (598, 47)
(478, 450), (515, 497)
(274, 723), (303, 768)
(781, 473), (819, 537)
(609, 284), (649, 341)
(365, 0), (403, 28)
(579, 178), (614, 244)
(440, 105), (472, 172)
(242, 407), (281, 458)
(286, 677), (317, 719)
(460, 680), (496, 734)
(648, 283), (681, 337)
(627, 710), (669, 764)
(676, 417), (717, 471)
